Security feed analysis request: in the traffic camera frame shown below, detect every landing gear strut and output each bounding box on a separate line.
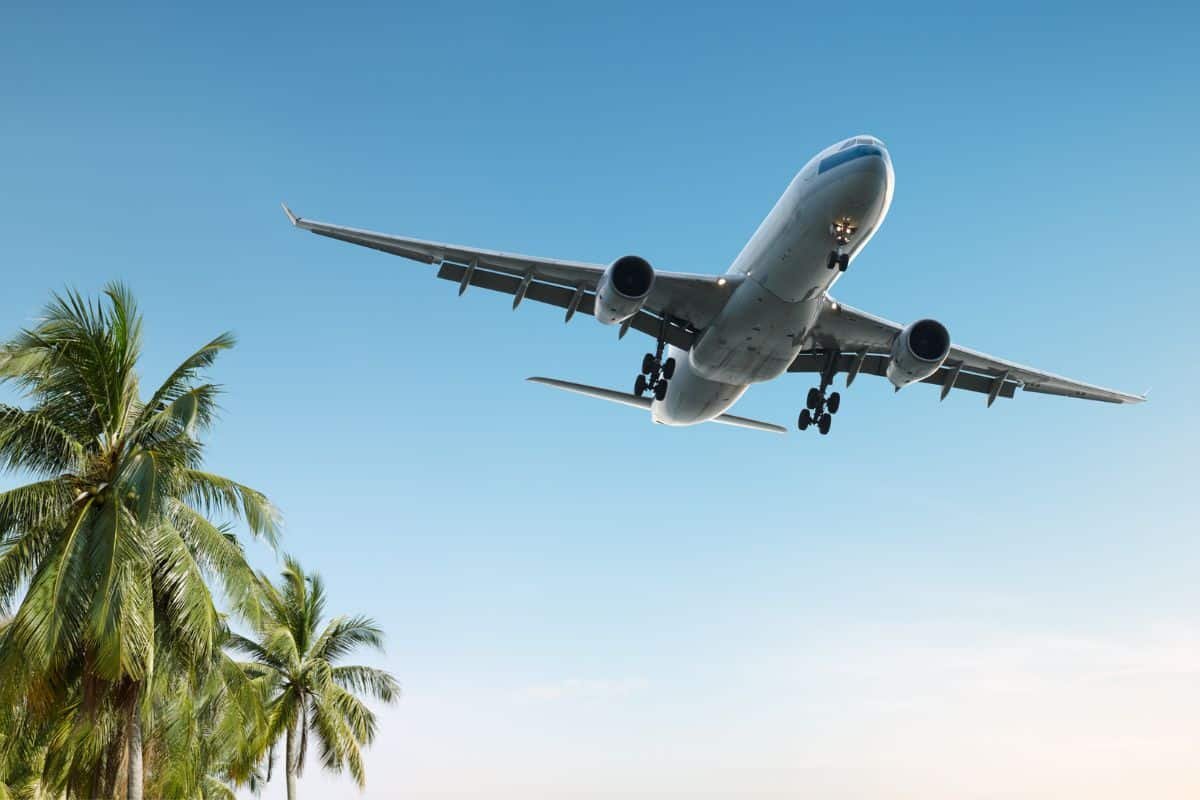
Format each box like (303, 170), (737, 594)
(797, 350), (842, 436)
(634, 318), (676, 401)
(826, 217), (856, 272)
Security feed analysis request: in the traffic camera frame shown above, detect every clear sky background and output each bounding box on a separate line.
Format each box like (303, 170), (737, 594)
(3, 2), (1199, 798)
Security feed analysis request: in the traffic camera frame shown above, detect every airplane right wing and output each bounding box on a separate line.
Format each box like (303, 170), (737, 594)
(794, 297), (1145, 405)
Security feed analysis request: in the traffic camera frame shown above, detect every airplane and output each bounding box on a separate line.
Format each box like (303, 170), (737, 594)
(282, 134), (1143, 436)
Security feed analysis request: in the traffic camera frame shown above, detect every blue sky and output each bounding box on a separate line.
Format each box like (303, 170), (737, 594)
(3, 2), (1199, 797)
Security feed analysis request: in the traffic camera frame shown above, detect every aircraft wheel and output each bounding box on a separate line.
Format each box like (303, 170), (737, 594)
(838, 253), (850, 271)
(817, 413), (832, 435)
(662, 357), (676, 380)
(806, 387), (823, 410)
(826, 250), (838, 269)
(798, 409), (811, 431)
(634, 374), (647, 396)
(827, 392), (841, 414)
(642, 353), (657, 374)
(654, 380), (668, 401)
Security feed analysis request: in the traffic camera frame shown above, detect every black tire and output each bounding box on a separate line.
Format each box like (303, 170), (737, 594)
(662, 357), (676, 380)
(798, 409), (811, 431)
(654, 380), (668, 401)
(806, 387), (823, 410)
(838, 253), (850, 271)
(827, 392), (841, 414)
(634, 374), (647, 396)
(827, 250), (838, 269)
(818, 413), (832, 435)
(642, 353), (656, 375)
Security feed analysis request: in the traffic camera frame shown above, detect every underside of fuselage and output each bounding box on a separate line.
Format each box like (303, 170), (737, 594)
(651, 136), (894, 427)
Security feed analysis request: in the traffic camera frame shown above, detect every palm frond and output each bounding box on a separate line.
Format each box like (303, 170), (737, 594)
(86, 500), (154, 681)
(168, 502), (262, 623)
(0, 479), (74, 607)
(135, 383), (222, 444)
(331, 665), (400, 703)
(150, 523), (219, 665)
(183, 470), (280, 547)
(140, 333), (236, 425)
(308, 615), (385, 664)
(308, 690), (367, 787)
(7, 498), (97, 673)
(0, 477), (74, 537)
(0, 406), (85, 475)
(222, 633), (288, 674)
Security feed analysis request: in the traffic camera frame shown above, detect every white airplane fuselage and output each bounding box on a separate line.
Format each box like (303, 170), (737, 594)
(652, 136), (895, 426)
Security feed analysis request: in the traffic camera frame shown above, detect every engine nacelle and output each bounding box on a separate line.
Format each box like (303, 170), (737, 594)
(594, 255), (655, 325)
(887, 318), (951, 388)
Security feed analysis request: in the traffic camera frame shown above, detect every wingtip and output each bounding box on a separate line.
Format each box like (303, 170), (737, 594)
(280, 202), (298, 225)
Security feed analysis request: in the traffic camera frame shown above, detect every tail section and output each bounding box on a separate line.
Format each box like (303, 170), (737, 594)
(527, 377), (786, 435)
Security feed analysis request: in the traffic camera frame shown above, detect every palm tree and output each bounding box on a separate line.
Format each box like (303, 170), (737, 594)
(142, 624), (271, 800)
(0, 284), (280, 800)
(229, 558), (399, 800)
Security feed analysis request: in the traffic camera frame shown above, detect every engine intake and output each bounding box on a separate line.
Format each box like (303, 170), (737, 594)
(594, 255), (655, 325)
(887, 318), (951, 388)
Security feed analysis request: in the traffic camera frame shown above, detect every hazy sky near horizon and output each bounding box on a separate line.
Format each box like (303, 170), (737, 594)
(3, 1), (1199, 797)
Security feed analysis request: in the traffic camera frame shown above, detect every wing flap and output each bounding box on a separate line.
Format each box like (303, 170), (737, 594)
(436, 262), (696, 349)
(788, 352), (1019, 400)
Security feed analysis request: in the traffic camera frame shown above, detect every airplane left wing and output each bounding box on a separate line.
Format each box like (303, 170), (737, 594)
(796, 297), (1145, 405)
(283, 205), (739, 349)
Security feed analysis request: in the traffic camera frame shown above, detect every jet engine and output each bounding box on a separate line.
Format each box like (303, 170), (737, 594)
(594, 255), (655, 325)
(887, 318), (951, 388)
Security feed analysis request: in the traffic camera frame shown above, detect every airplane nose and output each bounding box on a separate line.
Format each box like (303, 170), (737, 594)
(819, 147), (893, 229)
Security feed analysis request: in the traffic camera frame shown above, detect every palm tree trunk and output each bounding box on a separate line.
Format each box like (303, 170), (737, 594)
(285, 720), (298, 800)
(126, 685), (144, 800)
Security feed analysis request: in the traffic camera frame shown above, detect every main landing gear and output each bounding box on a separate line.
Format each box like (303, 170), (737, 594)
(826, 217), (856, 272)
(797, 352), (842, 435)
(634, 322), (676, 402)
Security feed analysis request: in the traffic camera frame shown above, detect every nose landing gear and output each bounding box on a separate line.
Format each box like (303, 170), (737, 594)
(826, 217), (857, 272)
(826, 251), (851, 271)
(633, 321), (676, 401)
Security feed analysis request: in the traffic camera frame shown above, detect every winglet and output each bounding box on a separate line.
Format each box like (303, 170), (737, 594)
(281, 202), (299, 226)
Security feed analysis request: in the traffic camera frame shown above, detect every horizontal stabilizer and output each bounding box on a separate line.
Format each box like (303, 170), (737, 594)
(527, 377), (786, 434)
